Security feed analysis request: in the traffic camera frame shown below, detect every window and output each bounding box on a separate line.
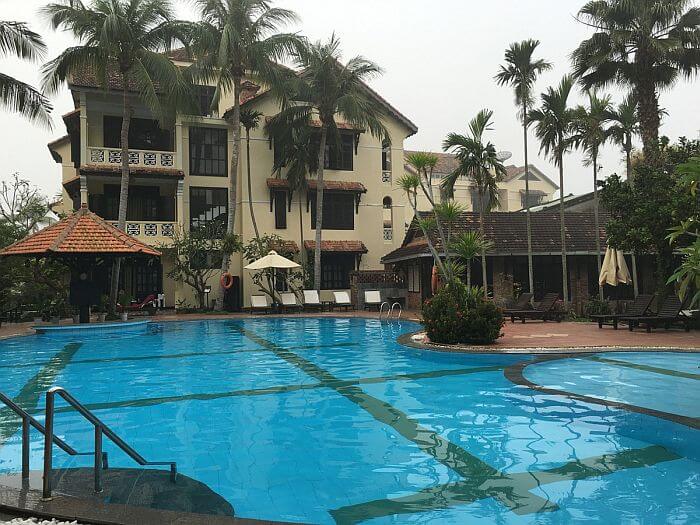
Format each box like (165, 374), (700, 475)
(195, 85), (216, 117)
(190, 127), (227, 176)
(521, 192), (545, 209)
(103, 116), (171, 151)
(189, 187), (227, 235)
(191, 250), (223, 270)
(274, 190), (287, 229)
(310, 192), (355, 230)
(382, 140), (391, 171)
(320, 253), (355, 289)
(382, 196), (392, 209)
(407, 265), (420, 293)
(323, 133), (354, 171)
(91, 185), (174, 221)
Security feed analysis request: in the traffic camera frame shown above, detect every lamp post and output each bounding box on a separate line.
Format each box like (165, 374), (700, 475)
(204, 286), (211, 310)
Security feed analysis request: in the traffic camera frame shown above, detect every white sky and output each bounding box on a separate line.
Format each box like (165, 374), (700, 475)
(1, 0), (699, 199)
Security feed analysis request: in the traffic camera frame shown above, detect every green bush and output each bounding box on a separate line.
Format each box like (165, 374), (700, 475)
(583, 297), (612, 317)
(422, 282), (504, 345)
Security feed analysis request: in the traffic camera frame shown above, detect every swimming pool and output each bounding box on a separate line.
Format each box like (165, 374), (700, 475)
(0, 318), (697, 524)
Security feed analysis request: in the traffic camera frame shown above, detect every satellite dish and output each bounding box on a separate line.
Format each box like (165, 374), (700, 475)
(497, 150), (513, 162)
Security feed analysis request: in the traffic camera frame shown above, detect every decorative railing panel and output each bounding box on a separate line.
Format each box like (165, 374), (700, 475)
(383, 228), (393, 241)
(110, 221), (176, 244)
(88, 147), (176, 170)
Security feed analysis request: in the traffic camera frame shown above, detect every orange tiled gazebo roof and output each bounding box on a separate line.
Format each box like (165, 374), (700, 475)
(0, 204), (161, 257)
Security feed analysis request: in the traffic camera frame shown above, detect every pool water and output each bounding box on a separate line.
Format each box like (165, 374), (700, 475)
(0, 318), (698, 524)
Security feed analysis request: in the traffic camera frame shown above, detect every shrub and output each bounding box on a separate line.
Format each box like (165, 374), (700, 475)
(422, 282), (504, 345)
(583, 297), (612, 317)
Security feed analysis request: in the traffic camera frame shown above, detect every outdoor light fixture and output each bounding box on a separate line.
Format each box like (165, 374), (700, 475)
(204, 286), (212, 309)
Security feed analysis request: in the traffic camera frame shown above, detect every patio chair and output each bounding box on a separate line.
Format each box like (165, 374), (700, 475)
(117, 294), (158, 314)
(250, 295), (270, 314)
(590, 294), (654, 330)
(502, 293), (534, 316)
(303, 290), (323, 311)
(332, 291), (354, 311)
(509, 293), (562, 323)
(280, 292), (301, 313)
(364, 290), (382, 311)
(621, 295), (690, 332)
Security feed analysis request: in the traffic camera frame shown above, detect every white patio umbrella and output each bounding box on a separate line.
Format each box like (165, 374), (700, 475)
(245, 251), (300, 303)
(599, 246), (632, 287)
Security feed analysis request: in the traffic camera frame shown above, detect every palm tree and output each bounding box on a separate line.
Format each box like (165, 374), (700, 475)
(240, 108), (263, 240)
(42, 0), (191, 307)
(495, 39), (552, 298)
(572, 90), (613, 300)
(0, 21), (52, 125)
(442, 109), (507, 292)
(605, 94), (639, 182)
(189, 0), (299, 276)
(571, 0), (700, 165)
(529, 75), (576, 304)
(452, 231), (493, 287)
(268, 35), (389, 292)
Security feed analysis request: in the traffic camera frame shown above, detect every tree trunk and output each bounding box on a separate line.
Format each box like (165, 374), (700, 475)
(635, 80), (660, 166)
(313, 124), (328, 292)
(298, 195), (305, 268)
(558, 149), (569, 304)
(109, 79), (132, 310)
(522, 103), (535, 296)
(466, 264), (471, 288)
(592, 152), (603, 300)
(245, 127), (259, 239)
(625, 135), (633, 183)
(479, 198), (487, 294)
(221, 77), (242, 275)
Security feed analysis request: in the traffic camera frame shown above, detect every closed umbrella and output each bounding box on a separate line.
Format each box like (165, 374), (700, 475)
(599, 246), (632, 287)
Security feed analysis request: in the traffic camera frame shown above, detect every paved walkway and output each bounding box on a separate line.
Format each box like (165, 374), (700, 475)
(1, 311), (697, 351)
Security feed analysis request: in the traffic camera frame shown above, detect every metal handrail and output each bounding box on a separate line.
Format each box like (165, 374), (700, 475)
(379, 301), (390, 319)
(0, 391), (93, 483)
(390, 302), (403, 320)
(42, 387), (177, 500)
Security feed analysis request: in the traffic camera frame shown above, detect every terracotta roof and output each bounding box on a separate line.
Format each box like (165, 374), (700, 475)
(69, 63), (167, 93)
(303, 240), (368, 253)
(165, 47), (192, 62)
(271, 240), (299, 254)
(382, 211), (608, 263)
(79, 165), (184, 178)
(261, 116), (362, 131)
(0, 205), (161, 257)
(266, 178), (366, 193)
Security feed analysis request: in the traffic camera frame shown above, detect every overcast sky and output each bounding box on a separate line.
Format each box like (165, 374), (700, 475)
(1, 0), (698, 199)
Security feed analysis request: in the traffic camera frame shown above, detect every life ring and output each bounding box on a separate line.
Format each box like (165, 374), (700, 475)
(220, 272), (234, 290)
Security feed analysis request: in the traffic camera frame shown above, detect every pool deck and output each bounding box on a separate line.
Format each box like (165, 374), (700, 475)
(1, 310), (697, 351)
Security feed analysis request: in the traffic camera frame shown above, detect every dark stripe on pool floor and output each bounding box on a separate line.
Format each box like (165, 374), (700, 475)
(586, 355), (700, 380)
(0, 343), (81, 445)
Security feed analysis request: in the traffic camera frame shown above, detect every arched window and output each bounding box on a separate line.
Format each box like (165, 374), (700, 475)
(383, 196), (392, 209)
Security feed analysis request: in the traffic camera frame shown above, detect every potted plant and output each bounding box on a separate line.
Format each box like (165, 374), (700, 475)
(95, 294), (109, 323)
(70, 305), (80, 324)
(117, 290), (132, 322)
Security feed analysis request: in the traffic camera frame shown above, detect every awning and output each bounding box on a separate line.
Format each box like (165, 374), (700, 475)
(303, 240), (368, 253)
(80, 165), (184, 178)
(266, 178), (366, 193)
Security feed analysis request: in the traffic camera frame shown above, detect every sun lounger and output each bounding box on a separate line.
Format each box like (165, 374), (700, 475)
(250, 295), (270, 314)
(621, 294), (690, 332)
(280, 292), (301, 312)
(509, 293), (562, 323)
(303, 290), (323, 311)
(363, 290), (382, 311)
(332, 291), (353, 311)
(117, 294), (157, 314)
(502, 293), (534, 315)
(590, 294), (654, 329)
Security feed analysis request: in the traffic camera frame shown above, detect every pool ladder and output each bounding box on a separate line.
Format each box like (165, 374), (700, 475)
(0, 387), (177, 500)
(379, 301), (402, 320)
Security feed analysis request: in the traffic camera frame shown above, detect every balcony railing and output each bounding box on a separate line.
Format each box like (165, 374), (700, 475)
(381, 170), (392, 184)
(383, 228), (393, 241)
(111, 221), (176, 244)
(88, 147), (176, 170)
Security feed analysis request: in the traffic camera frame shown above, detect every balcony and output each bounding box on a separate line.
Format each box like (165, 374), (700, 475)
(88, 146), (176, 170)
(110, 220), (177, 245)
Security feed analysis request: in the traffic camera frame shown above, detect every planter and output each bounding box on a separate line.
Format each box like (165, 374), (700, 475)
(120, 313), (128, 322)
(72, 315), (80, 324)
(97, 313), (107, 322)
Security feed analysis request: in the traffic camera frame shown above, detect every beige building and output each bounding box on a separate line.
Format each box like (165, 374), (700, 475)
(47, 51), (418, 309)
(404, 150), (559, 215)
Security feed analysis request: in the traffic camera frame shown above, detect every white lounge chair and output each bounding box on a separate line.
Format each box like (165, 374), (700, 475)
(250, 295), (269, 314)
(303, 290), (323, 311)
(280, 292), (301, 312)
(333, 291), (353, 311)
(364, 290), (382, 311)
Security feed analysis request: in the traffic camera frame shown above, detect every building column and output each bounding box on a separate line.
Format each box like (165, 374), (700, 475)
(79, 92), (88, 164)
(176, 179), (185, 229)
(175, 116), (183, 170)
(79, 175), (88, 208)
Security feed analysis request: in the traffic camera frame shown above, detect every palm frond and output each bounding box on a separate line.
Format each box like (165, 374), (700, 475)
(0, 21), (46, 61)
(0, 72), (53, 127)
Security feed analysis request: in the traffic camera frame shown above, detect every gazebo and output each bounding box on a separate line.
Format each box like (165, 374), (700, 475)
(0, 204), (161, 323)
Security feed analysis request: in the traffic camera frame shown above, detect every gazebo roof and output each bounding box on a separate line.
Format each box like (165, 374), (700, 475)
(0, 204), (161, 257)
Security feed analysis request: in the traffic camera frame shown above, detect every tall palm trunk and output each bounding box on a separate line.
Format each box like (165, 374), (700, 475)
(635, 80), (660, 166)
(522, 102), (535, 297)
(222, 77), (242, 275)
(558, 148), (569, 304)
(298, 195), (305, 267)
(466, 264), (471, 288)
(245, 127), (259, 239)
(479, 199), (487, 293)
(625, 140), (639, 297)
(592, 151), (603, 299)
(109, 79), (132, 309)
(313, 124), (328, 292)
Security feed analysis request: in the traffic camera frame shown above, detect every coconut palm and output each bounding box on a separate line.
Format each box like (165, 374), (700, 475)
(189, 0), (300, 275)
(42, 0), (192, 307)
(268, 35), (389, 292)
(442, 109), (507, 293)
(529, 75), (576, 304)
(495, 39), (552, 298)
(240, 108), (263, 239)
(571, 0), (700, 165)
(605, 94), (639, 182)
(452, 231), (493, 287)
(572, 90), (613, 299)
(0, 21), (52, 125)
